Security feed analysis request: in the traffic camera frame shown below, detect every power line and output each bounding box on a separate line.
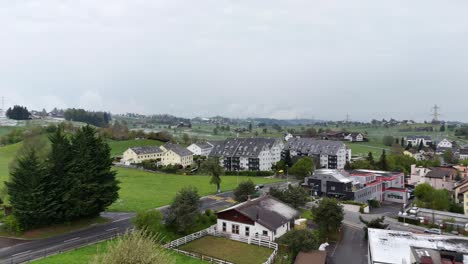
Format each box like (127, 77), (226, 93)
(431, 104), (440, 122)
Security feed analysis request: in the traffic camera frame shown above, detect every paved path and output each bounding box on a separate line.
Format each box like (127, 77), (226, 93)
(0, 181), (289, 264)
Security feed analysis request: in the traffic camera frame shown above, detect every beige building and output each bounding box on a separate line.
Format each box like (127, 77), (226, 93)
(454, 179), (468, 216)
(122, 143), (193, 168)
(409, 165), (458, 191)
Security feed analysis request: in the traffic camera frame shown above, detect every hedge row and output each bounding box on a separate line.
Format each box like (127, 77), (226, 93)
(224, 171), (274, 177)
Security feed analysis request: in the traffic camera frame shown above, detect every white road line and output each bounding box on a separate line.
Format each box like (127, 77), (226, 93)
(106, 227), (118, 232)
(63, 237), (80, 243)
(12, 250), (31, 257)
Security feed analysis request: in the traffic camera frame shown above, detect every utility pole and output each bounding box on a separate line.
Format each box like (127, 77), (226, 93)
(431, 104), (440, 123)
(346, 113), (350, 124)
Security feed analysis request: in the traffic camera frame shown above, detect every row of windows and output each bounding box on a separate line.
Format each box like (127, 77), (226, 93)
(221, 222), (268, 237)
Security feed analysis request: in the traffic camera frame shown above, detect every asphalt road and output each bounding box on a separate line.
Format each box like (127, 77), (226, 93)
(329, 225), (368, 264)
(0, 181), (290, 264)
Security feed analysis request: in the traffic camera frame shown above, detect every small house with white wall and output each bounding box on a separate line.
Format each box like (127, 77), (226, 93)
(405, 136), (432, 147)
(186, 142), (213, 156)
(216, 196), (300, 241)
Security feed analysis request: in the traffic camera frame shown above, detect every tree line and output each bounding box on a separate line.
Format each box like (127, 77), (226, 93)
(64, 108), (111, 127)
(5, 125), (119, 231)
(6, 105), (31, 120)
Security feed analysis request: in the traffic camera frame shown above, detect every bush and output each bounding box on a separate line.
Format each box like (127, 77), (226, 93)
(397, 216), (420, 225)
(133, 210), (163, 235)
(278, 229), (320, 259)
(3, 215), (22, 234)
(233, 179), (256, 202)
(368, 199), (381, 208)
(224, 171), (273, 177)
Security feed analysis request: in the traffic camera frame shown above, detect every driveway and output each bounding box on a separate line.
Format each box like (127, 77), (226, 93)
(329, 225), (368, 264)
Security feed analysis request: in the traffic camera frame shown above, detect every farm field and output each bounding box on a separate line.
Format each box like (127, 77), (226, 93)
(32, 240), (204, 264)
(109, 167), (283, 212)
(107, 139), (163, 156)
(179, 236), (273, 264)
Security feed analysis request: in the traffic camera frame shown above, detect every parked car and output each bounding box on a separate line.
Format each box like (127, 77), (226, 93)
(424, 228), (442, 235)
(409, 207), (419, 214)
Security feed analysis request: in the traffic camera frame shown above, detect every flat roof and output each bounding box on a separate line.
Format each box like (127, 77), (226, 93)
(368, 229), (468, 264)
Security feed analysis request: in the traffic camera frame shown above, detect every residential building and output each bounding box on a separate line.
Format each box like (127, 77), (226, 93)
(216, 195), (300, 241)
(454, 179), (468, 216)
(436, 139), (459, 155)
(409, 165), (458, 191)
(186, 142), (214, 156)
(403, 148), (435, 161)
(343, 132), (365, 142)
(319, 131), (366, 142)
(303, 169), (408, 204)
(454, 165), (468, 179)
(122, 143), (193, 167)
(437, 138), (453, 149)
(405, 136), (433, 147)
(285, 138), (350, 169)
(367, 228), (468, 264)
(160, 143), (194, 167)
(460, 148), (468, 160)
(209, 138), (284, 171)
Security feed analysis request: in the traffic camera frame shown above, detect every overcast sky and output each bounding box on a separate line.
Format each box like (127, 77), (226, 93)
(1, 0), (467, 121)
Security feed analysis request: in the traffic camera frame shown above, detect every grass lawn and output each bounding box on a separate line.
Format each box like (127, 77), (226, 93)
(0, 217), (109, 239)
(346, 142), (389, 158)
(109, 167), (283, 212)
(107, 139), (163, 157)
(179, 236), (273, 264)
(32, 240), (205, 264)
(0, 142), (21, 186)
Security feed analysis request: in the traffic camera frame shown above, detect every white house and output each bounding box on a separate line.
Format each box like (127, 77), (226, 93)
(186, 142), (213, 156)
(460, 148), (468, 161)
(209, 138), (284, 171)
(344, 133), (364, 142)
(284, 133), (294, 141)
(406, 136), (432, 147)
(437, 138), (453, 149)
(216, 196), (300, 241)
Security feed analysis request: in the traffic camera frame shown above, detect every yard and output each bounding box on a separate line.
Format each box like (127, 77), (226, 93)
(178, 236), (274, 264)
(32, 240), (204, 264)
(109, 167), (283, 212)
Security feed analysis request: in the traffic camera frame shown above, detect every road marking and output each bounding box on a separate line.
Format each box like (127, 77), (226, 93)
(12, 250), (31, 257)
(106, 227), (118, 232)
(63, 237), (80, 243)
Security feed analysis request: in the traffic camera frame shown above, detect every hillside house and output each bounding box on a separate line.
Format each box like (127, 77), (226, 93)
(454, 179), (468, 216)
(216, 195), (300, 241)
(405, 136), (433, 147)
(186, 142), (214, 156)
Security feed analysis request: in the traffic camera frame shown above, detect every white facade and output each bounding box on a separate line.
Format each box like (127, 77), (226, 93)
(406, 137), (432, 147)
(216, 219), (291, 241)
(284, 133), (293, 141)
(186, 143), (213, 156)
(344, 133), (364, 142)
(437, 139), (453, 149)
(122, 145), (193, 167)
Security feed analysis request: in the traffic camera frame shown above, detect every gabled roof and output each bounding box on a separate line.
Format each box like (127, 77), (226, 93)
(425, 167), (457, 179)
(163, 143), (193, 156)
(218, 195), (300, 231)
(209, 138), (280, 158)
(129, 146), (163, 155)
(190, 142), (213, 149)
(286, 138), (345, 156)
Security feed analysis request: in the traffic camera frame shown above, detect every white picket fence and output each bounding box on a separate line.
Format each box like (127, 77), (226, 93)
(165, 225), (278, 264)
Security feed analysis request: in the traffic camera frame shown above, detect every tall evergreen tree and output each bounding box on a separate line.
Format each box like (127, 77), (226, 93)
(418, 141), (424, 151)
(400, 137), (405, 147)
(6, 150), (49, 229)
(68, 126), (119, 218)
(366, 152), (375, 167)
(45, 127), (75, 221)
(378, 150), (388, 171)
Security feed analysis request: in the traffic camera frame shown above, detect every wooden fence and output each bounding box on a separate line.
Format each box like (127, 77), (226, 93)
(166, 225), (278, 264)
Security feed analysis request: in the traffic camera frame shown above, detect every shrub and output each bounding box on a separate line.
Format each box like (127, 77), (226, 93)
(368, 199), (381, 208)
(3, 215), (22, 234)
(233, 179), (256, 202)
(397, 216), (420, 225)
(224, 171), (273, 177)
(278, 229), (320, 259)
(133, 210), (163, 235)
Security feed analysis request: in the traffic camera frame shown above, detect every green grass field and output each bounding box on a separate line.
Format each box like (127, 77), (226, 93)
(109, 167), (282, 212)
(32, 240), (204, 264)
(346, 142), (389, 157)
(107, 139), (163, 157)
(0, 142), (21, 186)
(179, 236), (273, 264)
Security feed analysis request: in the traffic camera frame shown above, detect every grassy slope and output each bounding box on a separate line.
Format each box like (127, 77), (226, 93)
(106, 139), (163, 157)
(179, 236), (273, 264)
(32, 240), (204, 264)
(0, 142), (21, 186)
(109, 167), (282, 212)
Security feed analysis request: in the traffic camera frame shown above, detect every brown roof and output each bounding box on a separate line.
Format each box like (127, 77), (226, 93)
(460, 185), (468, 194)
(426, 167), (457, 179)
(294, 251), (327, 264)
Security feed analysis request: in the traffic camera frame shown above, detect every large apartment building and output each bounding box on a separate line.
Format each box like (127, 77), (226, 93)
(209, 138), (284, 171)
(285, 138), (350, 169)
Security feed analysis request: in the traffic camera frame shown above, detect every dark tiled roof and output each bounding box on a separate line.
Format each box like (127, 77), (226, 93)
(209, 138), (279, 158)
(219, 196), (300, 231)
(460, 148), (468, 155)
(426, 167), (457, 179)
(163, 143), (193, 156)
(286, 138), (345, 156)
(130, 146), (163, 155)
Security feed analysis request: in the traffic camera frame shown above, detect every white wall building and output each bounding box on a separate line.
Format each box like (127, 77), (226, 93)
(437, 138), (453, 149)
(209, 138), (284, 171)
(286, 138), (350, 169)
(406, 136), (433, 147)
(216, 196), (299, 241)
(122, 143), (193, 167)
(186, 142), (213, 156)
